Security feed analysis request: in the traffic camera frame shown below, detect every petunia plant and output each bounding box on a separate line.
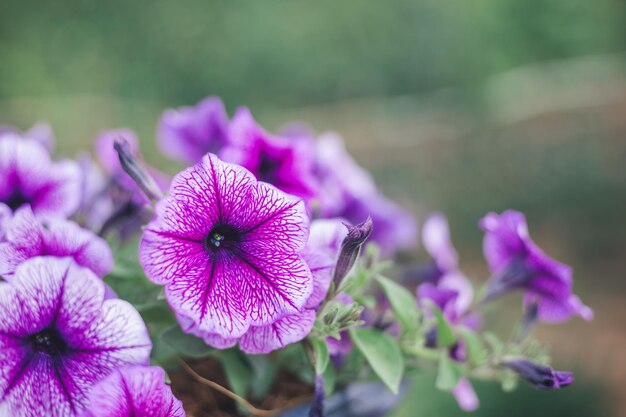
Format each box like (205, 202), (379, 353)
(0, 97), (592, 417)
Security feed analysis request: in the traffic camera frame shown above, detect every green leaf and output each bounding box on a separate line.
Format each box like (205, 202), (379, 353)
(436, 350), (463, 391)
(323, 362), (336, 395)
(247, 355), (277, 399)
(483, 331), (504, 355)
(457, 328), (486, 366)
(430, 305), (457, 347)
(219, 349), (252, 397)
(376, 275), (420, 332)
(349, 328), (404, 394)
(311, 338), (330, 375)
(159, 325), (214, 358)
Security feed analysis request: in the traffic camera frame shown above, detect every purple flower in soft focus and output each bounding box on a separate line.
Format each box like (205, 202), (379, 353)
(220, 107), (319, 201)
(80, 366), (185, 417)
(0, 257), (152, 417)
(158, 96), (229, 164)
(176, 219), (346, 354)
(453, 378), (479, 412)
(480, 210), (593, 323)
(140, 153), (313, 340)
(303, 219), (347, 309)
(417, 213), (477, 327)
(416, 214), (481, 412)
(0, 206), (113, 279)
(0, 133), (81, 218)
(314, 133), (417, 256)
(502, 359), (574, 390)
(0, 122), (55, 151)
(91, 129), (169, 238)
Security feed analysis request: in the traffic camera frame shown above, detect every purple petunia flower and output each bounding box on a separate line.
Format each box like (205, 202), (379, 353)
(0, 133), (81, 218)
(140, 153), (313, 340)
(314, 133), (417, 256)
(480, 210), (593, 323)
(417, 213), (477, 328)
(502, 359), (574, 390)
(0, 257), (152, 417)
(90, 129), (169, 238)
(79, 365), (185, 417)
(220, 107), (319, 201)
(0, 206), (113, 279)
(415, 214), (480, 412)
(158, 96), (229, 164)
(175, 218), (346, 354)
(0, 204), (11, 241)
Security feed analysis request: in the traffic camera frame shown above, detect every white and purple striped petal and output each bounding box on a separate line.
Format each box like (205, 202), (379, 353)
(0, 257), (152, 417)
(79, 366), (185, 417)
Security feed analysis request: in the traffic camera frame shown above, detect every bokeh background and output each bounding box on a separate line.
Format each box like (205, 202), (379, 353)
(1, 1), (625, 416)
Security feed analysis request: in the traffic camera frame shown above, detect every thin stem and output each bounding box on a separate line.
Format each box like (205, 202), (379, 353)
(179, 358), (277, 416)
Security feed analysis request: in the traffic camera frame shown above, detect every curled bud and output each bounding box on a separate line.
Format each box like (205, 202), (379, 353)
(113, 138), (163, 202)
(332, 217), (373, 290)
(501, 359), (574, 390)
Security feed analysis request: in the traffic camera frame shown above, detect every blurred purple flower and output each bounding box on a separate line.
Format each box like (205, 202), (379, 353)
(480, 210), (593, 323)
(220, 107), (319, 201)
(0, 206), (113, 279)
(453, 378), (479, 412)
(314, 133), (417, 256)
(80, 366), (185, 417)
(0, 122), (55, 151)
(158, 96), (229, 164)
(0, 133), (81, 219)
(415, 214), (480, 412)
(91, 129), (169, 238)
(502, 359), (574, 390)
(0, 257), (152, 417)
(417, 213), (477, 327)
(140, 153), (313, 340)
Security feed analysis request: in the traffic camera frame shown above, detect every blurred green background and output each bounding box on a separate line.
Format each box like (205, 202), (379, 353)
(1, 0), (625, 416)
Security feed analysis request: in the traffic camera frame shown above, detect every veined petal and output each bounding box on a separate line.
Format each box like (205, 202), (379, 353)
(238, 309), (316, 354)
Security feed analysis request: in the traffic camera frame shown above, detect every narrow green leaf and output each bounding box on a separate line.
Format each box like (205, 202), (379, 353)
(349, 328), (404, 394)
(430, 305), (457, 347)
(436, 350), (463, 391)
(219, 349), (252, 397)
(311, 338), (330, 375)
(323, 362), (336, 395)
(159, 325), (213, 358)
(457, 328), (486, 366)
(376, 275), (420, 332)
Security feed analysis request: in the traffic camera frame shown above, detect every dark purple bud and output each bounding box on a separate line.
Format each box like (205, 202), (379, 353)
(332, 217), (373, 290)
(113, 138), (163, 202)
(502, 359), (574, 390)
(309, 374), (325, 417)
(482, 257), (533, 303)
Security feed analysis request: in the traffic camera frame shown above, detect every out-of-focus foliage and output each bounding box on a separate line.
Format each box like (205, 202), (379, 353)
(1, 0), (625, 109)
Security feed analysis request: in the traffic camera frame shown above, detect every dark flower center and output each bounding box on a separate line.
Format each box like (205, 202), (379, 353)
(258, 155), (278, 183)
(29, 328), (68, 356)
(206, 224), (241, 252)
(5, 190), (30, 211)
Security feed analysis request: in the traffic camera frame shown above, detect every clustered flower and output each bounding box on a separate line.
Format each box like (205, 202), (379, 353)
(0, 96), (593, 416)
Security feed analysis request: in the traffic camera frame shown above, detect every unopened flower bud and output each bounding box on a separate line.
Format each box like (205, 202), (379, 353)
(501, 359), (574, 390)
(323, 307), (338, 326)
(113, 138), (163, 202)
(332, 217), (373, 290)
